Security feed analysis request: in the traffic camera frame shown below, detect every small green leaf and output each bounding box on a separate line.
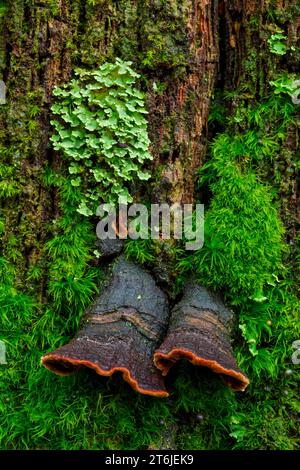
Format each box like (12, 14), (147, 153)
(250, 290), (268, 303)
(71, 177), (81, 187)
(50, 58), (152, 215)
(68, 163), (82, 175)
(77, 201), (93, 217)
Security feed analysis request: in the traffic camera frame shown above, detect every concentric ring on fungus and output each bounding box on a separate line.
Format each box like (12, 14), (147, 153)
(153, 283), (249, 392)
(42, 256), (169, 397)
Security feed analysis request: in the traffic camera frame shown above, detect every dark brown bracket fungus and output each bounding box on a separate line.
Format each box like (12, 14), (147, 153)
(153, 283), (250, 392)
(42, 256), (170, 397)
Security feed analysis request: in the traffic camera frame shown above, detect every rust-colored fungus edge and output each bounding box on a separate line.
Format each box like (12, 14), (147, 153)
(41, 257), (170, 398)
(42, 354), (169, 398)
(153, 348), (249, 392)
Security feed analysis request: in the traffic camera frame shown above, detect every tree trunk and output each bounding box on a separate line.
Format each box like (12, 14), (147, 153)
(2, 0), (299, 289)
(0, 0), (299, 451)
(222, 0), (300, 241)
(0, 0), (221, 293)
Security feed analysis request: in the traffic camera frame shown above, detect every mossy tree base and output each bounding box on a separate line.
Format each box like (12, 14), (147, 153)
(0, 0), (299, 451)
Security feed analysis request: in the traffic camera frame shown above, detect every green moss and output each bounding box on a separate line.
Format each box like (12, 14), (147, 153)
(191, 135), (284, 300)
(0, 0), (299, 452)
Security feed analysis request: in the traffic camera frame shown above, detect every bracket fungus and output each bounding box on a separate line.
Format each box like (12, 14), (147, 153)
(154, 283), (249, 391)
(42, 256), (169, 397)
(42, 259), (249, 396)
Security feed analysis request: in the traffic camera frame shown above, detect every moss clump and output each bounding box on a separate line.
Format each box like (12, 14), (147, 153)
(0, 0), (299, 453)
(187, 134), (284, 301)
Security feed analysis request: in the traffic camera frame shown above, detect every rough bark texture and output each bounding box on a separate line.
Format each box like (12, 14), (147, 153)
(222, 0), (300, 240)
(0, 0), (220, 298)
(0, 1), (73, 295)
(1, 0), (298, 292)
(0, 0), (299, 452)
(42, 256), (170, 396)
(146, 0), (219, 205)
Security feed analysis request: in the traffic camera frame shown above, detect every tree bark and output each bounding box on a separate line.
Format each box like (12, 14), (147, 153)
(222, 0), (300, 240)
(0, 0), (299, 451)
(0, 0), (220, 293)
(0, 0), (299, 296)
